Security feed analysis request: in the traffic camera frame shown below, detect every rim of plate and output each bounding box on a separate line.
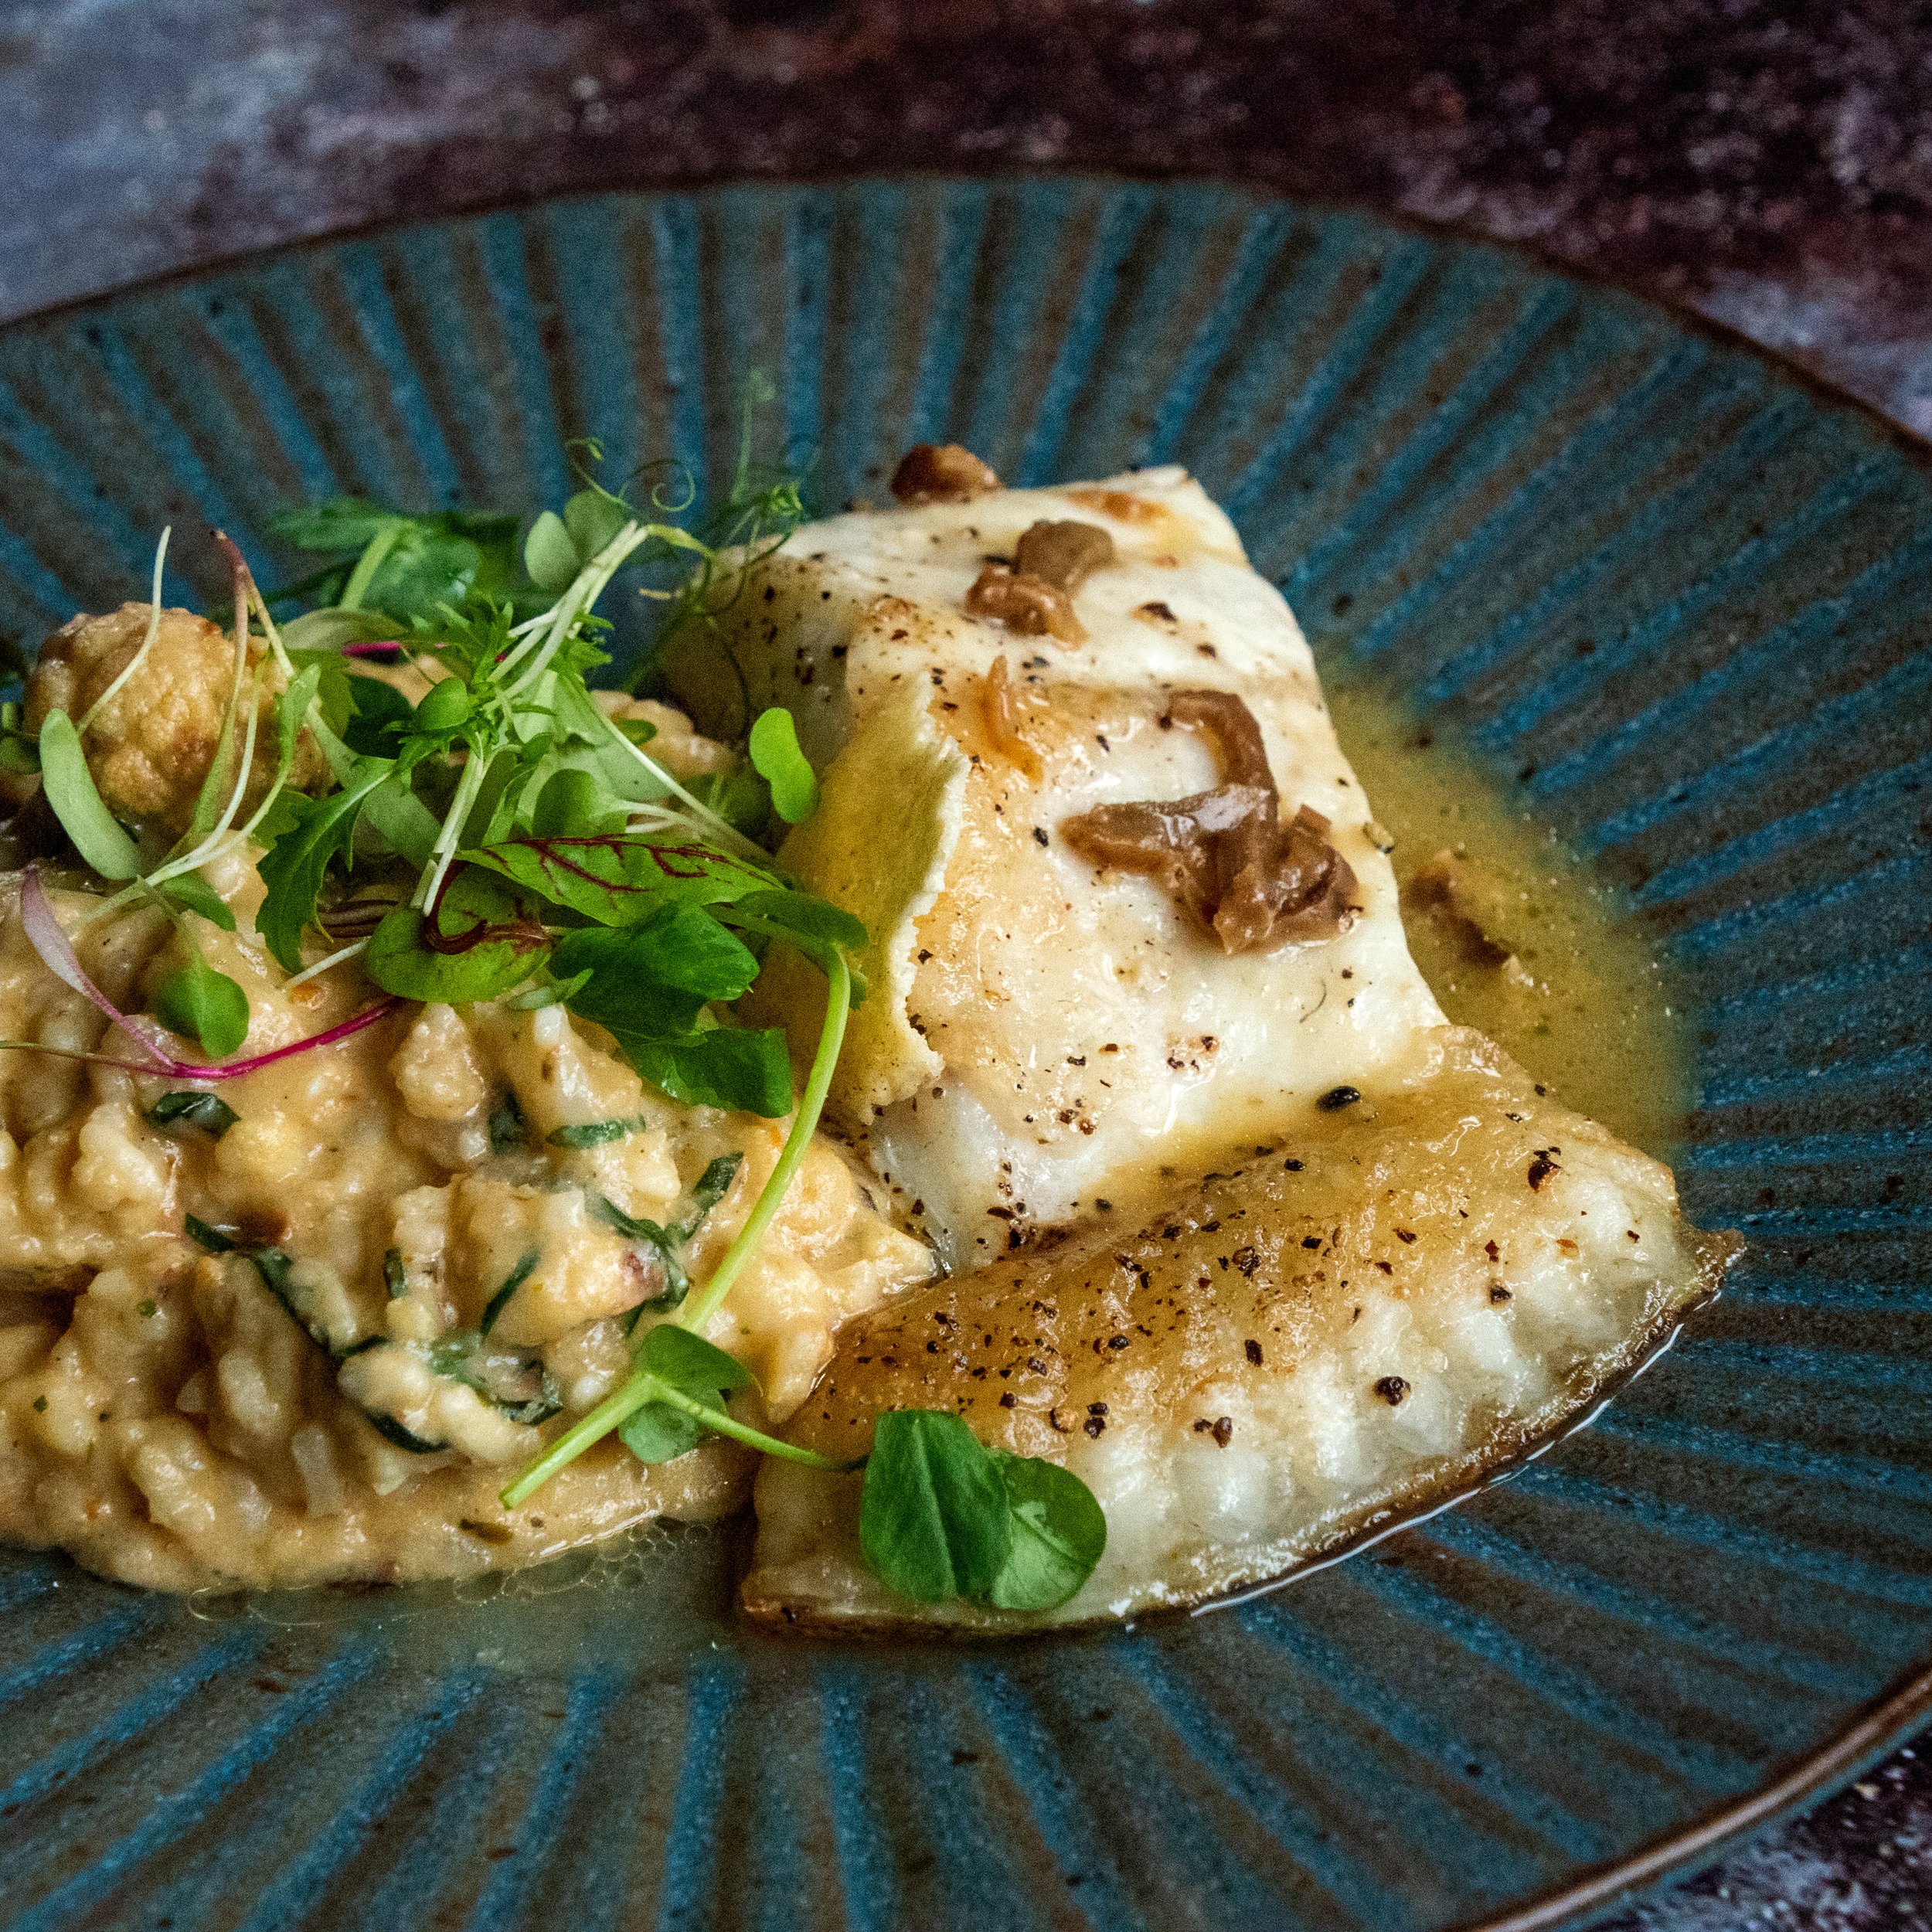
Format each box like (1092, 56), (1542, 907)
(0, 168), (1923, 1930)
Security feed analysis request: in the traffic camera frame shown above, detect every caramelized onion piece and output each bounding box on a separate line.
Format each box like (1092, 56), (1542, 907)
(889, 443), (1001, 504)
(1060, 690), (1359, 954)
(1015, 519), (1116, 591)
(964, 565), (1086, 646)
(981, 655), (1043, 780)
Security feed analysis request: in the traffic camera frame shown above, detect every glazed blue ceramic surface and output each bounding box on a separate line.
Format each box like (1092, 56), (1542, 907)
(0, 178), (1926, 1932)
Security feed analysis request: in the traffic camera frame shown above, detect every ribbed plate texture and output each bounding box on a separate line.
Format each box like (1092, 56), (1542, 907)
(0, 178), (1926, 1932)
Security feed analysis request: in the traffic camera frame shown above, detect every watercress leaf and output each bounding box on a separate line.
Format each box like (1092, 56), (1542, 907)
(523, 509), (580, 593)
(364, 868), (550, 1004)
(255, 760), (395, 971)
(986, 1454), (1107, 1611)
(617, 1026), (794, 1117)
(554, 903), (760, 1026)
(340, 670), (415, 756)
(464, 832), (780, 928)
(564, 487), (628, 563)
(38, 710), (141, 879)
(158, 872), (236, 932)
(614, 1328), (753, 1460)
(617, 1400), (707, 1465)
(859, 1410), (1011, 1605)
(748, 707), (818, 824)
(726, 888), (868, 957)
(154, 954), (250, 1058)
(639, 1323), (753, 1396)
(146, 1090), (240, 1138)
(270, 497), (399, 553)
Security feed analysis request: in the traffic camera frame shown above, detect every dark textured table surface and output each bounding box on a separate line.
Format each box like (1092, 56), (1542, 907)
(0, 4), (1927, 1925)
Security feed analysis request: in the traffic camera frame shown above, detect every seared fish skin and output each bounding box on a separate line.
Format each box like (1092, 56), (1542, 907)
(744, 1029), (1733, 1631)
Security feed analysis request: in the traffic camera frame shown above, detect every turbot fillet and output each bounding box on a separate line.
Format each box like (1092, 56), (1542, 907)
(669, 457), (1733, 1630)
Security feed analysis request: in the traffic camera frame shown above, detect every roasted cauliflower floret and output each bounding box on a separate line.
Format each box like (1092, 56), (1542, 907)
(25, 604), (327, 836)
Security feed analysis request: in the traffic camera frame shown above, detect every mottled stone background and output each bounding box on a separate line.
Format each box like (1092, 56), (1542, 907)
(0, 2), (1927, 1924)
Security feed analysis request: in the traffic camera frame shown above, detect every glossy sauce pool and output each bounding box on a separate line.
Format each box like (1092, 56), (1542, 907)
(216, 670), (1702, 1670)
(1325, 665), (1695, 1162)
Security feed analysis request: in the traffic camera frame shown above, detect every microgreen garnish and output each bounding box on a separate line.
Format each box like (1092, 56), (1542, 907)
(859, 1411), (1107, 1611)
(748, 707), (819, 824)
(153, 948), (250, 1059)
(39, 710), (141, 879)
(147, 1091), (240, 1139)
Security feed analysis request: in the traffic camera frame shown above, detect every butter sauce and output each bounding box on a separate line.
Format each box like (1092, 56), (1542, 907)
(1323, 665), (1694, 1161)
(206, 665), (1699, 1673)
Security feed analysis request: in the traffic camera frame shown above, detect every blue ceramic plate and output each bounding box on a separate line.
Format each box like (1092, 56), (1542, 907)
(0, 178), (1926, 1932)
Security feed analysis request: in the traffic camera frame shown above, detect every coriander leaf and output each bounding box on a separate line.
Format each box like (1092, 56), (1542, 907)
(859, 1410), (1012, 1605)
(619, 1026), (794, 1117)
(256, 760), (394, 971)
(523, 510), (580, 593)
(38, 710), (141, 879)
(158, 873), (237, 932)
(479, 1248), (541, 1335)
(147, 1090), (240, 1139)
(154, 954), (250, 1058)
(364, 868), (550, 1005)
(462, 832), (780, 929)
(340, 671), (415, 756)
(748, 707), (819, 823)
(986, 1453), (1107, 1611)
(383, 1247), (408, 1296)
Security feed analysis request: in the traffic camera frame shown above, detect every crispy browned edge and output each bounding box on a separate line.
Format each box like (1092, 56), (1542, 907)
(740, 1224), (1741, 1641)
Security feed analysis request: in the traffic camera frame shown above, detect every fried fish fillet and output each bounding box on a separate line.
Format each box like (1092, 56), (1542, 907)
(668, 460), (1730, 1631)
(671, 464), (1440, 1269)
(744, 1030), (1730, 1628)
